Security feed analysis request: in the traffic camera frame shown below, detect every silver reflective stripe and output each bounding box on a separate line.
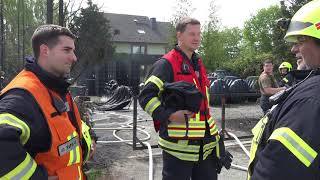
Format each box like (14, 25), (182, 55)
(11, 158), (34, 180)
(280, 132), (314, 164)
(145, 97), (161, 115)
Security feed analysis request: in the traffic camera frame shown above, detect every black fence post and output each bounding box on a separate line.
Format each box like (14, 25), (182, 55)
(131, 58), (140, 150)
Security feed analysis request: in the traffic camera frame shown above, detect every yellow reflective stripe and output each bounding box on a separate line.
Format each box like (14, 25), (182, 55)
(0, 113), (30, 145)
(78, 166), (82, 180)
(269, 127), (317, 167)
(68, 131), (80, 166)
(168, 121), (205, 128)
(144, 75), (164, 91)
(283, 77), (288, 83)
(168, 130), (205, 137)
(144, 97), (161, 116)
(193, 78), (198, 89)
(164, 149), (199, 161)
(2, 153), (37, 180)
(203, 140), (218, 152)
(203, 148), (214, 160)
(159, 137), (199, 152)
(195, 112), (200, 121)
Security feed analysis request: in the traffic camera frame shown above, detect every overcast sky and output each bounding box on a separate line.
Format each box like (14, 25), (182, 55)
(87, 0), (280, 28)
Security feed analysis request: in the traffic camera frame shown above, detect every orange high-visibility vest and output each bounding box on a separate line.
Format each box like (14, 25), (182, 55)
(1, 70), (84, 180)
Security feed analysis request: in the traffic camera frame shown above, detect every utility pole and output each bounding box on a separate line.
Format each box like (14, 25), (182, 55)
(47, 0), (53, 24)
(59, 0), (64, 26)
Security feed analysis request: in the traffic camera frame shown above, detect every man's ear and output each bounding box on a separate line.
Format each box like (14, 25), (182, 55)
(39, 44), (49, 57)
(176, 32), (181, 40)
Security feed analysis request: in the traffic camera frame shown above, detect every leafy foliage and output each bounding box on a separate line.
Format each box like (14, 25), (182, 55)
(68, 0), (114, 82)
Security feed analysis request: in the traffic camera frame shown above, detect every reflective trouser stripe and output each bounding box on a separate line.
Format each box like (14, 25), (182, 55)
(269, 127), (317, 167)
(164, 149), (199, 161)
(159, 137), (200, 153)
(203, 140), (219, 160)
(1, 153), (37, 180)
(68, 132), (81, 166)
(144, 75), (164, 91)
(0, 113), (30, 145)
(144, 97), (161, 116)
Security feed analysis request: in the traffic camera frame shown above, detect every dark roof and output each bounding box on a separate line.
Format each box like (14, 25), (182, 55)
(104, 13), (171, 44)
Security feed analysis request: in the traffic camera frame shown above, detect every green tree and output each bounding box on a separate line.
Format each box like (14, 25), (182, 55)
(68, 0), (114, 82)
(167, 0), (196, 48)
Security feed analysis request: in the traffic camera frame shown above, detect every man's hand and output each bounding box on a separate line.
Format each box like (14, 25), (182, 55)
(168, 110), (193, 123)
(90, 141), (96, 158)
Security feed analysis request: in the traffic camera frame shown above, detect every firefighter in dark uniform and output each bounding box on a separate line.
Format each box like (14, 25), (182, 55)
(0, 25), (95, 179)
(278, 61), (294, 87)
(248, 1), (320, 179)
(139, 17), (232, 180)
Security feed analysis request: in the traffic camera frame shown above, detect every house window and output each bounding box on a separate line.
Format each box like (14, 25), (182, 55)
(132, 45), (146, 54)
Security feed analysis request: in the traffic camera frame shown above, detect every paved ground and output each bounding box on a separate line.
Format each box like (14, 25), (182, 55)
(86, 99), (263, 180)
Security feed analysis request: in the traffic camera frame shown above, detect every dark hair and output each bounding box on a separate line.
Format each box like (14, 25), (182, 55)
(32, 24), (76, 59)
(262, 59), (273, 65)
(176, 17), (200, 33)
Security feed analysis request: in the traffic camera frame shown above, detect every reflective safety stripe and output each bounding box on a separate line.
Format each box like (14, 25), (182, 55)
(206, 86), (210, 105)
(67, 131), (81, 166)
(159, 137), (199, 153)
(1, 153), (37, 180)
(269, 127), (317, 167)
(144, 97), (161, 116)
(283, 77), (289, 83)
(164, 149), (199, 161)
(193, 78), (199, 89)
(144, 75), (164, 91)
(168, 121), (205, 128)
(0, 113), (30, 145)
(77, 166), (82, 180)
(168, 130), (205, 138)
(203, 140), (219, 160)
(208, 117), (218, 135)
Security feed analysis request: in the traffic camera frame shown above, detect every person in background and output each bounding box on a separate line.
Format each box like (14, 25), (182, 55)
(258, 59), (285, 114)
(278, 61), (294, 87)
(0, 24), (95, 180)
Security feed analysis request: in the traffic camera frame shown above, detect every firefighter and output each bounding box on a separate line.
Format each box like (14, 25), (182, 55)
(139, 17), (232, 180)
(278, 61), (294, 87)
(248, 1), (320, 179)
(0, 25), (95, 179)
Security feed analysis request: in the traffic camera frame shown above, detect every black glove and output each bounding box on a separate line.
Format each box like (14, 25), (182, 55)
(216, 131), (233, 173)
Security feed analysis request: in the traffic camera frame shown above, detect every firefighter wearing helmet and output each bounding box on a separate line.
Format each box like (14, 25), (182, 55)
(248, 1), (320, 180)
(278, 61), (294, 87)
